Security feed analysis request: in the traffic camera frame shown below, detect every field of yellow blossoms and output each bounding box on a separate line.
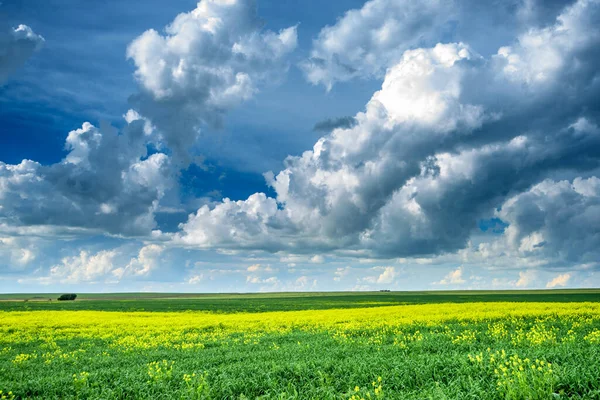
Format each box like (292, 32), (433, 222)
(2, 301), (600, 399)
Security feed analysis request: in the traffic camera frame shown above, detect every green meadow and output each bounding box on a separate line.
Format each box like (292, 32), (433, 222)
(1, 290), (600, 399)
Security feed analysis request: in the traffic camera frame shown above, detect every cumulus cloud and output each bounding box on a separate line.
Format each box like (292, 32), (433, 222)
(45, 250), (118, 284)
(0, 23), (44, 83)
(177, 0), (600, 267)
(436, 266), (466, 285)
(515, 270), (537, 288)
(546, 272), (572, 288)
(113, 244), (165, 279)
(300, 0), (452, 90)
(362, 266), (398, 284)
(300, 0), (566, 89)
(0, 236), (37, 268)
(499, 177), (600, 265)
(127, 0), (298, 164)
(19, 244), (167, 285)
(0, 118), (172, 236)
(3, 0), (600, 285)
(187, 274), (204, 284)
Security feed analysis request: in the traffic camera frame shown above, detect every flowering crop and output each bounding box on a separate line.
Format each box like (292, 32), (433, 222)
(1, 301), (600, 398)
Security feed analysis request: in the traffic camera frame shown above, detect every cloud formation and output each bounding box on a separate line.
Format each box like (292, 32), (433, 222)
(177, 0), (600, 271)
(546, 273), (572, 288)
(0, 118), (171, 236)
(500, 177), (600, 266)
(44, 249), (118, 284)
(127, 0), (298, 164)
(2, 0), (600, 290)
(300, 0), (569, 90)
(300, 0), (452, 90)
(0, 23), (44, 83)
(436, 267), (466, 285)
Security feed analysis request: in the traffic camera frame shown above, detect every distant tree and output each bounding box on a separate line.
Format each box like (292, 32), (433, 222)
(57, 294), (77, 301)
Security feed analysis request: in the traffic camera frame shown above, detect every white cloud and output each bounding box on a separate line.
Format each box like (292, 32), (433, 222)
(0, 236), (37, 268)
(310, 255), (325, 264)
(293, 276), (317, 290)
(436, 266), (466, 285)
(301, 0), (451, 90)
(187, 274), (204, 284)
(176, 0), (600, 268)
(333, 266), (351, 282)
(515, 270), (537, 288)
(127, 0), (297, 163)
(2, 0), (600, 286)
(0, 118), (172, 236)
(118, 244), (164, 278)
(361, 266), (398, 285)
(246, 275), (279, 285)
(494, 0), (599, 85)
(47, 250), (118, 284)
(376, 266), (397, 284)
(546, 273), (572, 288)
(300, 0), (562, 90)
(247, 263), (261, 272)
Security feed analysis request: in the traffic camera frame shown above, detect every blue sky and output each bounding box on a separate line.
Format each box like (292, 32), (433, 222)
(1, 0), (599, 292)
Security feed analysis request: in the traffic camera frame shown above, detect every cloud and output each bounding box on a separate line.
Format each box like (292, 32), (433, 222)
(333, 266), (351, 282)
(0, 23), (44, 83)
(300, 0), (564, 90)
(246, 275), (279, 285)
(0, 236), (37, 268)
(176, 0), (600, 265)
(3, 0), (600, 286)
(499, 177), (600, 265)
(360, 266), (399, 285)
(127, 0), (298, 164)
(113, 244), (165, 279)
(300, 0), (453, 90)
(44, 250), (118, 284)
(310, 255), (325, 264)
(313, 116), (357, 132)
(244, 263), (278, 285)
(187, 274), (204, 284)
(362, 266), (398, 284)
(0, 118), (172, 236)
(436, 266), (466, 285)
(515, 270), (537, 288)
(546, 272), (572, 288)
(247, 263), (261, 272)
(293, 276), (317, 290)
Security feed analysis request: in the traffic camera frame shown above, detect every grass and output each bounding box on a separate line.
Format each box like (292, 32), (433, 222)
(1, 291), (600, 399)
(1, 289), (599, 312)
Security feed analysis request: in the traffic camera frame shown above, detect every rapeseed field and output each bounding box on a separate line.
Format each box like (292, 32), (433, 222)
(2, 302), (600, 399)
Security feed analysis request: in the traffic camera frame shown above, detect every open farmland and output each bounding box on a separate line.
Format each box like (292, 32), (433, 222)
(2, 292), (600, 399)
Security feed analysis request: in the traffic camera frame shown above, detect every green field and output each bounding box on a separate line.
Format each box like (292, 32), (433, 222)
(1, 289), (599, 312)
(2, 291), (600, 399)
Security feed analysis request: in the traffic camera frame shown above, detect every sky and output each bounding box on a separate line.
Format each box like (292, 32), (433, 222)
(0, 0), (599, 293)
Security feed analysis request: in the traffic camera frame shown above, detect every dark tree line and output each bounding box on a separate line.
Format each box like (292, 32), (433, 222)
(57, 294), (77, 301)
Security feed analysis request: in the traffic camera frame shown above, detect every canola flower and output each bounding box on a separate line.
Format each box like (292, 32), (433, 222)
(0, 391), (14, 400)
(72, 371), (90, 389)
(469, 349), (556, 399)
(1, 302), (600, 399)
(147, 360), (175, 383)
(3, 302), (600, 349)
